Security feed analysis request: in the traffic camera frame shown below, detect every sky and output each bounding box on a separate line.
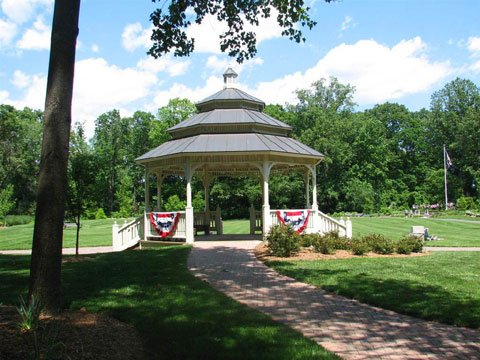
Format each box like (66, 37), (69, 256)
(0, 0), (479, 138)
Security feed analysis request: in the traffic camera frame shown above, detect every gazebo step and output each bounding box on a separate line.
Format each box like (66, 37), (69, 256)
(140, 240), (186, 249)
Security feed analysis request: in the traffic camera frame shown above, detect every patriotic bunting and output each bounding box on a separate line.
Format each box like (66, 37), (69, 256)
(276, 210), (310, 234)
(150, 212), (180, 238)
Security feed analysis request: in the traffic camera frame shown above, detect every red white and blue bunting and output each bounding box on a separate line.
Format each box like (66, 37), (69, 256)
(276, 210), (310, 234)
(150, 212), (180, 238)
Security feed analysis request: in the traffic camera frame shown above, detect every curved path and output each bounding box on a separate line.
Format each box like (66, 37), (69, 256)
(188, 241), (480, 360)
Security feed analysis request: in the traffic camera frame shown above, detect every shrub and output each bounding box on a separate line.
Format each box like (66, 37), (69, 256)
(267, 225), (300, 257)
(351, 237), (370, 255)
(95, 208), (107, 220)
(164, 195), (186, 212)
(397, 236), (424, 254)
(4, 215), (33, 226)
(312, 236), (336, 254)
(299, 233), (318, 248)
(363, 234), (396, 254)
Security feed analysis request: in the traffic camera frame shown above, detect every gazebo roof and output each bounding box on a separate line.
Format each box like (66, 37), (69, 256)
(136, 133), (322, 163)
(136, 69), (323, 173)
(167, 108), (291, 139)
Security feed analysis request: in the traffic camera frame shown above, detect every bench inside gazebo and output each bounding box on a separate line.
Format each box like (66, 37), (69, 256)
(112, 69), (352, 250)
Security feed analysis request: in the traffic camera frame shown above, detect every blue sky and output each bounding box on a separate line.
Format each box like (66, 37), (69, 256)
(1, 0), (479, 138)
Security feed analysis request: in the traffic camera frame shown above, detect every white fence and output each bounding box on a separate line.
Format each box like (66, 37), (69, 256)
(268, 209), (352, 238)
(112, 216), (143, 251)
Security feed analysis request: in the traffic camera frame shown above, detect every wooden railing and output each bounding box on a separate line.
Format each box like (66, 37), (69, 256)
(267, 209), (352, 238)
(194, 207), (223, 235)
(112, 216), (143, 251)
(249, 205), (262, 234)
(144, 211), (186, 240)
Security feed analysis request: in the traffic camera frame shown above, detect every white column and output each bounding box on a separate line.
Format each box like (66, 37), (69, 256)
(312, 165), (318, 211)
(304, 171), (311, 209)
(184, 164), (194, 244)
(203, 177), (211, 231)
(156, 174), (164, 211)
(144, 169), (150, 212)
(262, 161), (272, 239)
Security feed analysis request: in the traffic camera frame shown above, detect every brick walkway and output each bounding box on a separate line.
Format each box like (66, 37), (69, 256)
(188, 241), (480, 360)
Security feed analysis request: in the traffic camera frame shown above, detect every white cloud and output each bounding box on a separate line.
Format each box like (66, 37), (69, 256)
(16, 17), (50, 50)
(121, 22), (152, 52)
(341, 16), (354, 32)
(248, 37), (453, 106)
(0, 17), (17, 47)
(185, 11), (283, 54)
(0, 90), (9, 102)
(71, 58), (158, 137)
(467, 36), (480, 56)
(91, 44), (100, 53)
(1, 0), (52, 24)
(205, 55), (263, 74)
(11, 70), (30, 88)
(136, 56), (190, 77)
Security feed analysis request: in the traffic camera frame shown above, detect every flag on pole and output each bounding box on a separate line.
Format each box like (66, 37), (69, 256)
(445, 149), (453, 169)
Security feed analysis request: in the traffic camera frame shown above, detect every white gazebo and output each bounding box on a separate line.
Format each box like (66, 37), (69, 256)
(112, 69), (351, 250)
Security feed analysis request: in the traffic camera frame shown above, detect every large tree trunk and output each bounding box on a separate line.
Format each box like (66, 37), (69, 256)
(29, 0), (81, 313)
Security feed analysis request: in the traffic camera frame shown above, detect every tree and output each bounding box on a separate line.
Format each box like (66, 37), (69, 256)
(0, 184), (14, 226)
(29, 0), (331, 312)
(66, 124), (96, 256)
(29, 0), (80, 312)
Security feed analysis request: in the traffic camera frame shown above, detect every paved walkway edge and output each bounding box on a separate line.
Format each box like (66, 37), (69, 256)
(188, 241), (480, 360)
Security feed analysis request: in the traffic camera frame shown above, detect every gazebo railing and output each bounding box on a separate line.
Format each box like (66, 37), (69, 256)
(112, 215), (143, 251)
(268, 209), (352, 238)
(249, 205), (262, 234)
(144, 211), (187, 240)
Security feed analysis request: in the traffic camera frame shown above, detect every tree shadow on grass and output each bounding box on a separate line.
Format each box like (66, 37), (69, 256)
(0, 255), (30, 304)
(60, 248), (335, 360)
(270, 260), (480, 329)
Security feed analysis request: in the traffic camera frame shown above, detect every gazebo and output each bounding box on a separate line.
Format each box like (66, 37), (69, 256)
(112, 69), (351, 250)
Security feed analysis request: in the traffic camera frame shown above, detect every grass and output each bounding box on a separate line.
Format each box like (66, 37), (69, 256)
(0, 219), (123, 250)
(267, 252), (480, 329)
(352, 216), (480, 247)
(0, 248), (336, 359)
(223, 219), (251, 234)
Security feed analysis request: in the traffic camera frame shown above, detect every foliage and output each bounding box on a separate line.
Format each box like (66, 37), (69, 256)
(192, 192), (205, 211)
(148, 0), (328, 63)
(312, 235), (336, 254)
(362, 234), (396, 254)
(16, 296), (43, 332)
(0, 184), (15, 226)
(351, 238), (371, 255)
(164, 195), (186, 212)
(456, 196), (478, 211)
(4, 215), (33, 226)
(94, 208), (107, 220)
(396, 236), (424, 254)
(267, 225), (300, 257)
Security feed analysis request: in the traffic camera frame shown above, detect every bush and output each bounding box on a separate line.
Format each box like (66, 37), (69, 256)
(299, 233), (318, 248)
(351, 237), (370, 255)
(4, 215), (33, 226)
(312, 236), (336, 254)
(164, 195), (186, 212)
(397, 236), (424, 254)
(95, 208), (107, 220)
(363, 234), (396, 254)
(266, 225), (300, 257)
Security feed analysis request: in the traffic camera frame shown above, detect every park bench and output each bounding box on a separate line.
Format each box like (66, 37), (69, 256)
(410, 226), (425, 238)
(63, 222), (78, 228)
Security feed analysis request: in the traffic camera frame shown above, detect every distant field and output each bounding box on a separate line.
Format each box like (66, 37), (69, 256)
(1, 216), (478, 250)
(351, 216), (480, 247)
(0, 219), (121, 250)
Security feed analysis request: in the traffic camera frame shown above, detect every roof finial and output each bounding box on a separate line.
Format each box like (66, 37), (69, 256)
(223, 67), (238, 89)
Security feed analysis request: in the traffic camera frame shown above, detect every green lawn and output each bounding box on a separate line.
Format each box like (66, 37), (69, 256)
(268, 252), (480, 329)
(223, 219), (251, 234)
(0, 248), (336, 360)
(0, 219), (122, 250)
(352, 216), (480, 247)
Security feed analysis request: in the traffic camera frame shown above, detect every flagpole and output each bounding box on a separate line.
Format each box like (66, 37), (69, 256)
(444, 145), (448, 211)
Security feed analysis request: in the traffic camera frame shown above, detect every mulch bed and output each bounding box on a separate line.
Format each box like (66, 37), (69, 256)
(255, 242), (429, 262)
(0, 305), (144, 360)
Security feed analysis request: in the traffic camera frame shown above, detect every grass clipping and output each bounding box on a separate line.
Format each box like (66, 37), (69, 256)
(0, 305), (144, 360)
